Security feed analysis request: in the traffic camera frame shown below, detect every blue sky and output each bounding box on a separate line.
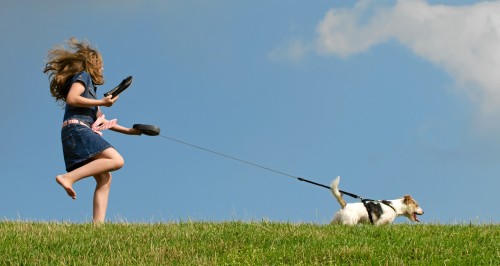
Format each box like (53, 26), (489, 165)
(1, 0), (500, 223)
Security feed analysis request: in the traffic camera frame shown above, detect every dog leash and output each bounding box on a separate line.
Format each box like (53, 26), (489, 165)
(158, 134), (401, 224)
(158, 134), (364, 200)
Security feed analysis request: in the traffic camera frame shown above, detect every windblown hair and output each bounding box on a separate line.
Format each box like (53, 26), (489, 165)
(43, 37), (104, 102)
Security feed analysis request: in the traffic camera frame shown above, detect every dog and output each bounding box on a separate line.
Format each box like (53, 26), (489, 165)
(330, 176), (424, 225)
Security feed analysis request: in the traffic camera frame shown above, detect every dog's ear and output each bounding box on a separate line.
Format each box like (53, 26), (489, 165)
(403, 195), (412, 204)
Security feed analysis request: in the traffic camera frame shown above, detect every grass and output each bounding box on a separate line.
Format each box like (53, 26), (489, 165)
(1, 221), (499, 265)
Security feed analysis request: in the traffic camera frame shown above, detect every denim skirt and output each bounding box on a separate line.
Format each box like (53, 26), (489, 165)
(61, 123), (113, 172)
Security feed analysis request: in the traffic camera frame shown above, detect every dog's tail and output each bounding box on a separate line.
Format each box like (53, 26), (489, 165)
(331, 176), (346, 209)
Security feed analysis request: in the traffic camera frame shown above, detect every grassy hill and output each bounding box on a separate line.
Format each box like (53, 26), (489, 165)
(1, 221), (499, 265)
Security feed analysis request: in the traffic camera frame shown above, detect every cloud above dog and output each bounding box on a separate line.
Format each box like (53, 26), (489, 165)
(273, 0), (500, 115)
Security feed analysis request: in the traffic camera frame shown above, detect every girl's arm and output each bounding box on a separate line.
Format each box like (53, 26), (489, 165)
(95, 107), (142, 135)
(68, 82), (141, 135)
(66, 82), (117, 107)
(110, 123), (142, 135)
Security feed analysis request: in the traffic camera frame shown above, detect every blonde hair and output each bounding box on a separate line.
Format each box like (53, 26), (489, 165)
(44, 37), (104, 102)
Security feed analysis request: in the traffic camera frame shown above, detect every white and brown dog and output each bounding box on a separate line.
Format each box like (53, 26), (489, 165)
(330, 176), (424, 225)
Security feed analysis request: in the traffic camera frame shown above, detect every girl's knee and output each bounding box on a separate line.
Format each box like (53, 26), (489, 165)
(112, 155), (124, 171)
(106, 149), (124, 170)
(98, 148), (125, 171)
(94, 172), (112, 187)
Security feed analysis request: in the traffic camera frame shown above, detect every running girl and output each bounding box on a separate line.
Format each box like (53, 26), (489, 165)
(44, 37), (141, 223)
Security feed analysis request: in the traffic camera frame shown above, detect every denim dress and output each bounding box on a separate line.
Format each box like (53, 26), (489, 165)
(61, 71), (113, 172)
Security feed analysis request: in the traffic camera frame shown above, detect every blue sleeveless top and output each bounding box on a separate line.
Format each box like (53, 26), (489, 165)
(61, 71), (113, 172)
(63, 71), (98, 125)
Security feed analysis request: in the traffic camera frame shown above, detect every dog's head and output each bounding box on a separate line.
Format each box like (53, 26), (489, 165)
(402, 195), (424, 222)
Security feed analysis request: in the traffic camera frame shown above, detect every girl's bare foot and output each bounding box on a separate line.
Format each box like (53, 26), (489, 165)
(56, 175), (76, 200)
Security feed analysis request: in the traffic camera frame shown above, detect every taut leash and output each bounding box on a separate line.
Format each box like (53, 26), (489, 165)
(158, 134), (401, 224)
(158, 134), (363, 200)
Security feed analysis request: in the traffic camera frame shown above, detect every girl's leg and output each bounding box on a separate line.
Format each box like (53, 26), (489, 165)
(92, 172), (112, 223)
(56, 147), (124, 199)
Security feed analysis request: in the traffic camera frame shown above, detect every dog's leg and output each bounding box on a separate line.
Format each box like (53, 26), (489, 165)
(330, 176), (346, 209)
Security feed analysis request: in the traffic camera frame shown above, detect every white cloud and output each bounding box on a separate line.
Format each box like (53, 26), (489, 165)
(316, 0), (394, 58)
(268, 39), (310, 64)
(310, 0), (500, 114)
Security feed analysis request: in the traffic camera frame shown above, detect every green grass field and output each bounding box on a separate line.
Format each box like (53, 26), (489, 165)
(1, 221), (499, 265)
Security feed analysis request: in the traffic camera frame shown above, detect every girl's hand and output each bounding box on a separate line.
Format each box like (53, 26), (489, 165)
(110, 125), (142, 135)
(128, 128), (142, 135)
(101, 95), (118, 107)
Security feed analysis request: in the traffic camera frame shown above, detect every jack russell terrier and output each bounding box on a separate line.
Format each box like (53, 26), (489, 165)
(330, 176), (424, 225)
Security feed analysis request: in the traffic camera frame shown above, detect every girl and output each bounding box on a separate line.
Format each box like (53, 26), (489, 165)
(44, 37), (141, 223)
